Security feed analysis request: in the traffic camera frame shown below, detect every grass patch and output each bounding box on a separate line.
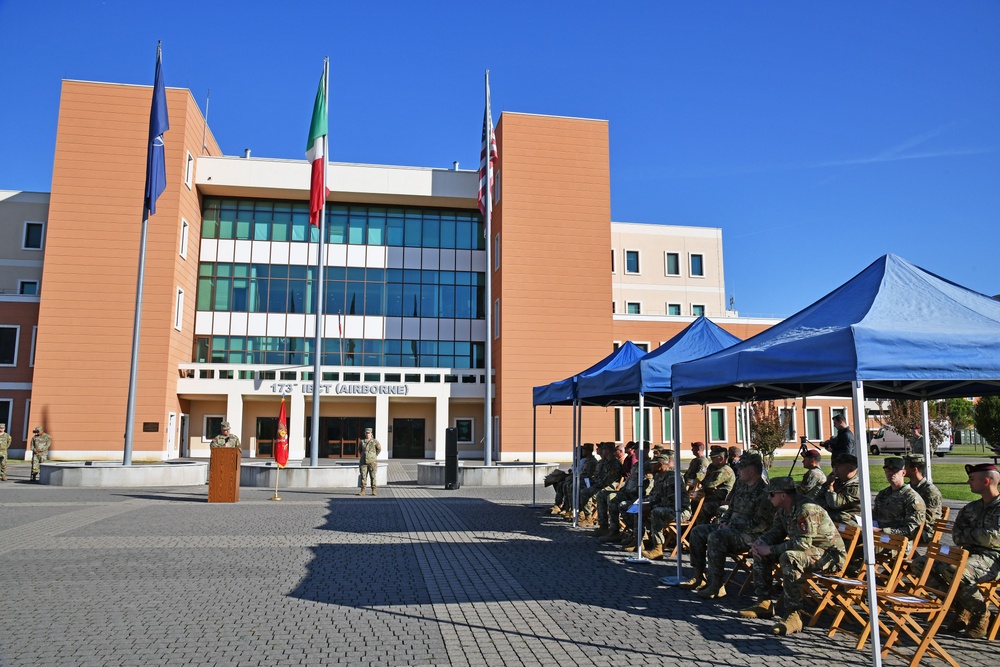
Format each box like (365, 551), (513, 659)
(768, 462), (976, 502)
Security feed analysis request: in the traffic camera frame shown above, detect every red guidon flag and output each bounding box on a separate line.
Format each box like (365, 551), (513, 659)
(306, 69), (328, 226)
(275, 396), (289, 468)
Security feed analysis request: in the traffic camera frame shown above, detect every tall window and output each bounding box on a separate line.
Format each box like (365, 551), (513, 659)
(626, 302), (641, 315)
(203, 415), (224, 442)
(174, 288), (184, 331)
(0, 326), (18, 366)
(667, 303), (681, 316)
(0, 400), (11, 438)
(493, 233), (500, 271)
(806, 407), (822, 441)
(610, 249), (616, 273)
(690, 253), (704, 277)
(179, 219), (189, 259)
(614, 407), (623, 442)
(185, 151), (194, 188)
(736, 405), (748, 444)
(661, 407), (676, 443)
(633, 408), (652, 443)
(23, 222), (44, 250)
(779, 407), (797, 442)
(493, 299), (500, 339)
(831, 408), (847, 433)
(665, 252), (680, 276)
(455, 418), (474, 443)
(624, 250), (640, 274)
(709, 407), (727, 442)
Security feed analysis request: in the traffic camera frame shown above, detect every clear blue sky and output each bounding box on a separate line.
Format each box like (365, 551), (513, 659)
(2, 1), (998, 318)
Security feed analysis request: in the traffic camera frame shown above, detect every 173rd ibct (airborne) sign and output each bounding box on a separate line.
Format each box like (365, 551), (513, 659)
(267, 382), (408, 396)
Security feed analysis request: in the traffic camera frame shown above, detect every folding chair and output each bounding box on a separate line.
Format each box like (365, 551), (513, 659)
(978, 578), (1000, 641)
(665, 495), (704, 558)
(807, 532), (910, 650)
(878, 542), (969, 667)
(721, 549), (755, 594)
(900, 508), (951, 588)
(803, 523), (861, 608)
(904, 521), (925, 561)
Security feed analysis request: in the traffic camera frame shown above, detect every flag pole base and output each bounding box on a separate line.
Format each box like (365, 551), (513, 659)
(625, 556), (650, 564)
(659, 576), (684, 586)
(269, 494), (282, 501)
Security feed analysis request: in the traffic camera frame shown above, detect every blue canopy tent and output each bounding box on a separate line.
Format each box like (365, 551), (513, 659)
(530, 341), (647, 516)
(572, 317), (744, 571)
(671, 254), (1000, 666)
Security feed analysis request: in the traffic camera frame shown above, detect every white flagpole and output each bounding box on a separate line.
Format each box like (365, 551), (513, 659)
(309, 57), (329, 468)
(483, 69), (494, 466)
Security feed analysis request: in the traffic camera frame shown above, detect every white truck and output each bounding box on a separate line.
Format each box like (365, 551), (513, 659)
(868, 423), (953, 457)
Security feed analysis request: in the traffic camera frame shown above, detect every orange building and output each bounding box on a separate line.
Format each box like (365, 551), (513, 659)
(8, 78), (856, 463)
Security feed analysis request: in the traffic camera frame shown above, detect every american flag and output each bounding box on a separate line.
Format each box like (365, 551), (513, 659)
(478, 72), (498, 219)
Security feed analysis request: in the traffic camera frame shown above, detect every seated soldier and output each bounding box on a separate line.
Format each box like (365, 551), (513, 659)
(640, 453), (692, 560)
(554, 443), (597, 515)
(681, 452), (774, 599)
(576, 443), (625, 527)
(594, 444), (645, 539)
(904, 453), (943, 545)
(727, 446), (741, 475)
(743, 476), (847, 635)
(796, 449), (825, 501)
(874, 456), (926, 540)
(697, 445), (736, 524)
(684, 441), (710, 494)
(601, 453), (655, 544)
(915, 463), (1000, 639)
(817, 453), (861, 526)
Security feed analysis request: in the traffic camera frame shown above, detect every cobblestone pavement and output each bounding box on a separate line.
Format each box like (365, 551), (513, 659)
(0, 460), (989, 666)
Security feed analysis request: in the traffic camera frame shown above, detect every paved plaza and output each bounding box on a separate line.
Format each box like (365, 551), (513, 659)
(0, 460), (988, 666)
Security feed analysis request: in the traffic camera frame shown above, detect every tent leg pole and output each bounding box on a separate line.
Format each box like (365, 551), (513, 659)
(921, 401), (933, 484)
(661, 397), (686, 585)
(853, 381), (883, 667)
(532, 405), (537, 507)
(628, 394), (648, 563)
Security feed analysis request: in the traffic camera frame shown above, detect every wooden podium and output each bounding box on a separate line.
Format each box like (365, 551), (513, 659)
(208, 448), (241, 503)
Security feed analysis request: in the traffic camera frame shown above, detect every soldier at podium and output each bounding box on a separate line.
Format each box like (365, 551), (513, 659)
(210, 422), (241, 450)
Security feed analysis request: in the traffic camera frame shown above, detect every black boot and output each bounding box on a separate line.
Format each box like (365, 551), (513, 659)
(30, 472), (38, 482)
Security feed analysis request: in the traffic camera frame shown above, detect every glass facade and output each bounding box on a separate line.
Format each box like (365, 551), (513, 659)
(194, 197), (487, 369)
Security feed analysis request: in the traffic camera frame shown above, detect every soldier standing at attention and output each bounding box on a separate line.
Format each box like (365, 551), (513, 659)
(30, 425), (51, 483)
(0, 423), (10, 481)
(745, 476), (846, 636)
(796, 449), (826, 500)
(358, 427), (381, 496)
(904, 454), (943, 544)
(210, 421), (241, 450)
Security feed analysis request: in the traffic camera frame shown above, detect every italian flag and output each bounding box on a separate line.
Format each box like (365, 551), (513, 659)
(306, 71), (328, 226)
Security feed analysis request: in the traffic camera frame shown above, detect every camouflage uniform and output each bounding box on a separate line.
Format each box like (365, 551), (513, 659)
(30, 429), (51, 476)
(752, 495), (846, 609)
(0, 425), (10, 481)
(358, 433), (381, 493)
(699, 462), (736, 522)
(583, 456), (623, 508)
(818, 473), (861, 526)
(689, 477), (773, 584)
(648, 470), (692, 546)
(796, 467), (826, 501)
(874, 484), (926, 540)
(909, 477), (943, 544)
(684, 455), (710, 488)
(945, 495), (1000, 612)
(558, 454), (598, 511)
(598, 461), (642, 529)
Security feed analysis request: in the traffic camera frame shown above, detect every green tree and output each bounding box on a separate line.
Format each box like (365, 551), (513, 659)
(875, 399), (946, 455)
(749, 400), (793, 470)
(973, 396), (1000, 454)
(947, 397), (976, 432)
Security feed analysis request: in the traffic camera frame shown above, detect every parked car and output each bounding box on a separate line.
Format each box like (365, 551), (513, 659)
(868, 423), (953, 457)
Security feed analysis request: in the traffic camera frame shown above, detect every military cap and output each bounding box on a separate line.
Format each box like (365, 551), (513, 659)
(738, 452), (763, 470)
(0, 423), (5, 429)
(903, 454), (925, 468)
(882, 456), (905, 471)
(965, 463), (999, 475)
(365, 427), (373, 433)
(767, 476), (797, 493)
(33, 426), (41, 433)
(803, 448), (821, 459)
(220, 421), (231, 430)
(833, 453), (858, 467)
(652, 454), (672, 466)
(690, 441), (705, 449)
(709, 445), (728, 458)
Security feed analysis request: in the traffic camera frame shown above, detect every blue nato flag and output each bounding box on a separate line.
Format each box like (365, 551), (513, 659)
(144, 42), (169, 217)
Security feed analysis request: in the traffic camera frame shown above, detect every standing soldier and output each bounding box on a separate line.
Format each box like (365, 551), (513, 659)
(0, 423), (10, 481)
(358, 427), (381, 496)
(210, 421), (241, 449)
(30, 425), (51, 483)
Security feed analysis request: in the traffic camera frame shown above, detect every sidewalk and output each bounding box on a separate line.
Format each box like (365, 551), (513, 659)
(0, 460), (985, 666)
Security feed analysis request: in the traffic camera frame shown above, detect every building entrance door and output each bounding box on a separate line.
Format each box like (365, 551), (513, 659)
(392, 418), (426, 458)
(305, 417), (375, 459)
